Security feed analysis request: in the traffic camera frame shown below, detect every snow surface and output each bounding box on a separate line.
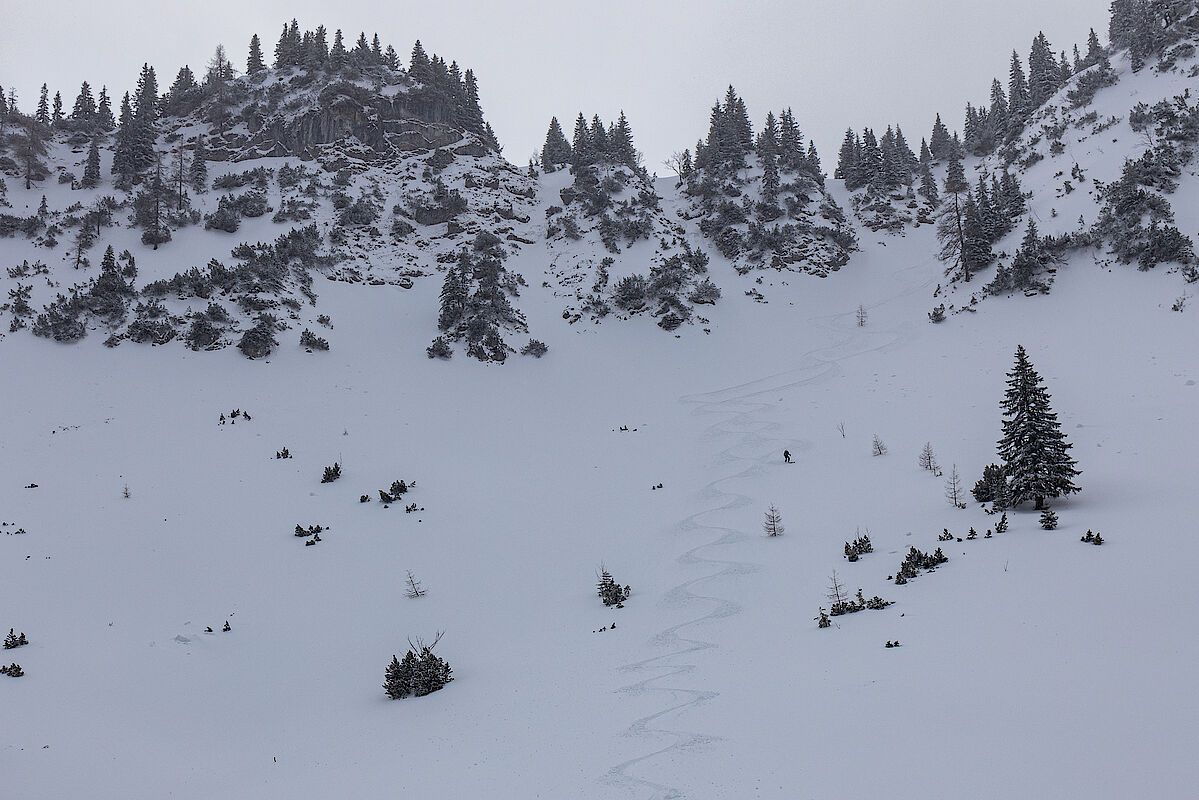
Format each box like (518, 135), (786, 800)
(3, 41), (1199, 800)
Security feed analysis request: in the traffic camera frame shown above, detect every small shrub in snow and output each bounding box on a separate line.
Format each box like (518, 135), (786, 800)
(426, 336), (452, 359)
(871, 435), (888, 456)
(928, 304), (946, 323)
(275, 447), (291, 459)
(844, 531), (872, 561)
(918, 442), (940, 473)
(384, 633), (453, 699)
(1040, 509), (1058, 530)
(321, 463), (341, 483)
(945, 464), (967, 508)
(816, 608), (832, 628)
(763, 504), (785, 537)
(687, 278), (721, 305)
(378, 480), (410, 504)
(299, 328), (329, 351)
(824, 582), (892, 618)
(973, 463), (1010, 507)
(995, 512), (1009, 534)
(0, 663), (24, 677)
(894, 546), (948, 584)
(597, 567), (630, 607)
(520, 339), (548, 357)
(613, 274), (648, 311)
(237, 315), (278, 359)
(405, 570), (426, 598)
(3, 629), (28, 649)
(204, 196), (241, 232)
(1081, 529), (1104, 545)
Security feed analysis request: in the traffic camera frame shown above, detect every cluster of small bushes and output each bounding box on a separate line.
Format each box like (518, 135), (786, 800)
(830, 588), (893, 618)
(406, 181), (468, 226)
(204, 190), (270, 232)
(237, 314), (279, 359)
(272, 197), (316, 223)
(294, 524), (324, 546)
(2, 628), (29, 677)
(31, 248), (137, 342)
(432, 235), (527, 362)
(338, 194), (380, 227)
(377, 479), (411, 505)
(0, 213), (45, 238)
(299, 328), (329, 351)
(383, 637), (453, 699)
(607, 243), (715, 331)
(843, 533), (873, 562)
(321, 463), (342, 483)
(597, 568), (630, 607)
(893, 547), (948, 585)
(212, 166), (272, 191)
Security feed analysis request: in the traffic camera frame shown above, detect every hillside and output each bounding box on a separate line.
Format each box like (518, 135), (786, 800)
(2, 7), (1199, 800)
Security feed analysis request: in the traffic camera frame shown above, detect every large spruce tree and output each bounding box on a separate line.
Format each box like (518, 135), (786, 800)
(247, 34), (266, 74)
(540, 116), (571, 171)
(997, 345), (1080, 509)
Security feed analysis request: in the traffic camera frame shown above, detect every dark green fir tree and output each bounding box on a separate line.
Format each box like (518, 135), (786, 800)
(997, 345), (1081, 509)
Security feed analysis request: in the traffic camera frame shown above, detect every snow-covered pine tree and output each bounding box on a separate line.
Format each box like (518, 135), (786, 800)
(383, 652), (414, 699)
(540, 116), (572, 172)
(81, 138), (101, 188)
(570, 113), (593, 171)
(836, 128), (861, 188)
(96, 86), (115, 130)
(937, 151), (970, 278)
(961, 193), (993, 281)
(72, 81), (96, 121)
(929, 113), (952, 161)
(36, 84), (49, 124)
(997, 345), (1081, 510)
(189, 136), (208, 191)
(409, 40), (431, 82)
(328, 29), (347, 69)
(247, 33), (266, 74)
(610, 111), (637, 168)
(1028, 32), (1062, 109)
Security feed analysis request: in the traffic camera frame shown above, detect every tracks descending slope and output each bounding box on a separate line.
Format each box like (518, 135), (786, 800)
(603, 260), (933, 799)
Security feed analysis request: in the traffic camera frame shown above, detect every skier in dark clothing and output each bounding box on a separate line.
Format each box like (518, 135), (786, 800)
(783, 449), (792, 463)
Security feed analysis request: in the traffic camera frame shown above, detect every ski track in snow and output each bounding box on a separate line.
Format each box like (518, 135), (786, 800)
(603, 260), (934, 798)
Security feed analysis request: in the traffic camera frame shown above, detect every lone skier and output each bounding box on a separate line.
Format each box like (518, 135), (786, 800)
(783, 449), (792, 464)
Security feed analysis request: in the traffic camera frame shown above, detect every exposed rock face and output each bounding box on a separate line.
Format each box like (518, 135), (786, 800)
(209, 81), (470, 162)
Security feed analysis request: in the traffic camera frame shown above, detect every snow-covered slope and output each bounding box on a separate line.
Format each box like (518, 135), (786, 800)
(3, 13), (1199, 800)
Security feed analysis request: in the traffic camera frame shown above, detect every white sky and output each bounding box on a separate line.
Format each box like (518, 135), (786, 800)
(2, 1), (1111, 170)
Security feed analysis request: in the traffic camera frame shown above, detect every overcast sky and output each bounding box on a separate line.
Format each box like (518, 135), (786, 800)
(3, 0), (1111, 170)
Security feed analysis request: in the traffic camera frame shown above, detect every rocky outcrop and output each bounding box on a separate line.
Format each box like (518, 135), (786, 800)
(211, 80), (471, 162)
